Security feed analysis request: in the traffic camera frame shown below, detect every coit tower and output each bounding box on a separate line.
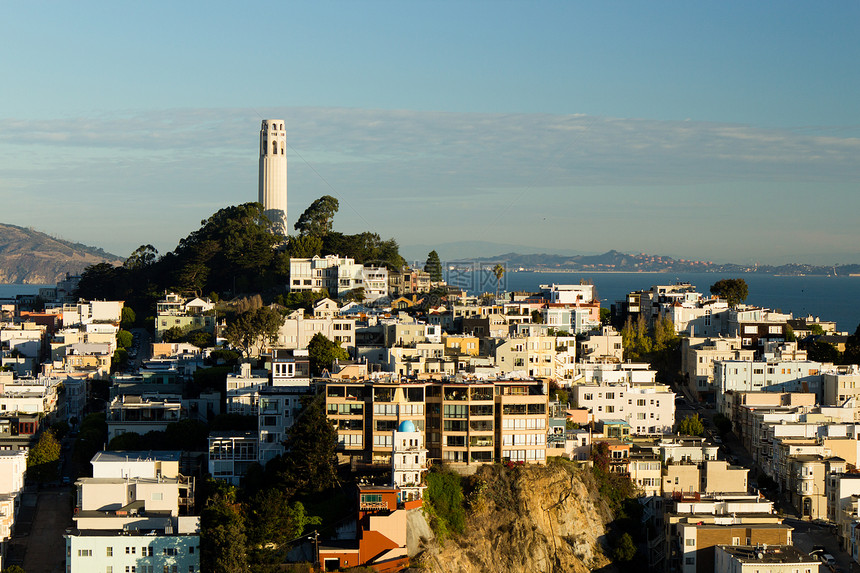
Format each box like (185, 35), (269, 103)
(258, 119), (287, 233)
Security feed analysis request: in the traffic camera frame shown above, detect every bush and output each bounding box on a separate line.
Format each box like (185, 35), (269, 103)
(425, 468), (466, 538)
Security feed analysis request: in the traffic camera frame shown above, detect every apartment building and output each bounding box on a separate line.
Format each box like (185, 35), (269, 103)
(323, 376), (549, 468)
(277, 309), (356, 354)
(289, 255), (365, 297)
(258, 348), (313, 464)
(154, 293), (215, 343)
(663, 494), (790, 573)
(388, 267), (431, 296)
(107, 395), (181, 440)
(682, 336), (755, 402)
(208, 431), (258, 485)
(66, 451), (199, 573)
(714, 358), (823, 415)
(493, 335), (558, 379)
(714, 545), (820, 573)
(727, 307), (792, 354)
(577, 326), (623, 363)
(572, 383), (675, 435)
(0, 451), (27, 570)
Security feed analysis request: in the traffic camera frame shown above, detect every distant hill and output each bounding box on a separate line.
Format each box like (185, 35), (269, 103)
(449, 249), (860, 276)
(0, 223), (123, 284)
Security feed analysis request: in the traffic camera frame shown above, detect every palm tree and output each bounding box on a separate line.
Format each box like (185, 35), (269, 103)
(492, 263), (505, 299)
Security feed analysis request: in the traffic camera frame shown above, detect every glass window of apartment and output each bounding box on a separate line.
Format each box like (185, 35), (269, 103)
(106, 547), (113, 557)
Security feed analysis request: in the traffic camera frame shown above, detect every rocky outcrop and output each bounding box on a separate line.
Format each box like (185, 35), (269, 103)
(412, 462), (614, 573)
(0, 223), (122, 284)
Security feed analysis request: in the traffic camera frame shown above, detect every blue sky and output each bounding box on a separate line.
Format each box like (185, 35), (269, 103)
(1, 1), (858, 264)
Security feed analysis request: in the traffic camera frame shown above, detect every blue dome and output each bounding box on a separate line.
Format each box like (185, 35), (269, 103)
(398, 420), (416, 433)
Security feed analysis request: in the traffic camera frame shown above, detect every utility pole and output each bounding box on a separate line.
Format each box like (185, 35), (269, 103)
(313, 529), (320, 571)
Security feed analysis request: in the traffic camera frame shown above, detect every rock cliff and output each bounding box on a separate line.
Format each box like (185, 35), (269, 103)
(0, 223), (122, 284)
(411, 462), (615, 573)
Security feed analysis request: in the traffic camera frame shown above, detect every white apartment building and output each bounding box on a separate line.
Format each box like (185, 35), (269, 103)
(540, 284), (595, 304)
(61, 300), (124, 327)
(572, 383), (675, 435)
(714, 358), (824, 415)
(661, 297), (730, 337)
(258, 349), (313, 464)
(391, 421), (428, 502)
(67, 451), (199, 573)
(0, 451), (27, 570)
(277, 309), (356, 354)
(225, 363), (269, 416)
(289, 255), (366, 297)
(575, 362), (657, 385)
(362, 266), (389, 302)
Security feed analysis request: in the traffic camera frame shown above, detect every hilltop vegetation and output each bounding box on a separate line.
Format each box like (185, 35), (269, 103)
(76, 199), (406, 321)
(0, 222), (123, 283)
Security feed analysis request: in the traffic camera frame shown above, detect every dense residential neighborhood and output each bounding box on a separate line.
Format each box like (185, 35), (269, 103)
(2, 251), (859, 572)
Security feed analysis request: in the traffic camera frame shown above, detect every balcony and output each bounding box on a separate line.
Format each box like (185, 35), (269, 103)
(360, 501), (389, 511)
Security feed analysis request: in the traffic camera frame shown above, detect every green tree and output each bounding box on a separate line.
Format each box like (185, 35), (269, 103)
(531, 309), (544, 324)
(116, 329), (133, 349)
(424, 250), (443, 282)
(123, 244), (159, 271)
(201, 485), (250, 572)
(286, 234), (323, 258)
(677, 414), (704, 437)
(246, 489), (320, 549)
(294, 195), (339, 237)
(342, 287), (365, 303)
(2, 565), (28, 573)
(120, 306), (137, 330)
(272, 394), (339, 494)
(600, 307), (611, 326)
(843, 322), (860, 365)
(186, 330), (215, 348)
(807, 340), (840, 363)
(612, 532), (637, 562)
(307, 332), (349, 376)
(27, 430), (61, 483)
(225, 306), (283, 357)
(161, 326), (184, 343)
(709, 278), (749, 308)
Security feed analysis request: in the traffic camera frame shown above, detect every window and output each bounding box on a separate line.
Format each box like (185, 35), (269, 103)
(685, 538), (695, 546)
(106, 547), (113, 557)
(78, 549), (93, 557)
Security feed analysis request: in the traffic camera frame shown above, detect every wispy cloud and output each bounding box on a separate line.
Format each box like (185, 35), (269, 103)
(0, 107), (858, 259)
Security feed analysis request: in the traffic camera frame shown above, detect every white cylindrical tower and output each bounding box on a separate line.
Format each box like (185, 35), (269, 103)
(258, 119), (288, 233)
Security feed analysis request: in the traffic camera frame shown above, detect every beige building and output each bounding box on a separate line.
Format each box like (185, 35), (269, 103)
(682, 336), (754, 402)
(324, 376), (548, 469)
(577, 326), (624, 363)
(277, 309), (356, 353)
(493, 335), (558, 379)
(662, 460), (748, 497)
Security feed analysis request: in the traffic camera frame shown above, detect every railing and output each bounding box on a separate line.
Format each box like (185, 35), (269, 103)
(360, 501), (390, 511)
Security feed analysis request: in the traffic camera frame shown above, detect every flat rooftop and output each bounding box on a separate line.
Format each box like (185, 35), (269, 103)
(91, 451), (182, 464)
(718, 544), (818, 564)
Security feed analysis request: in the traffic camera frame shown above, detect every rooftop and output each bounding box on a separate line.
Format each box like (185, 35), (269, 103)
(717, 544), (818, 564)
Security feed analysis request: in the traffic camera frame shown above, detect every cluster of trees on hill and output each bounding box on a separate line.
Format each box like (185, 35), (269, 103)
(76, 198), (406, 333)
